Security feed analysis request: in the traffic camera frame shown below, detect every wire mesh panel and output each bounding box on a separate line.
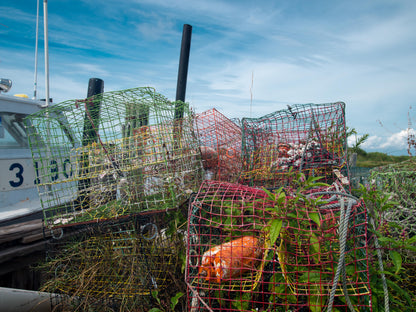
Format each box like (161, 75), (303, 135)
(26, 87), (204, 228)
(195, 108), (242, 182)
(371, 159), (416, 210)
(367, 160), (416, 308)
(239, 102), (347, 188)
(41, 214), (180, 311)
(349, 166), (372, 190)
(186, 180), (371, 311)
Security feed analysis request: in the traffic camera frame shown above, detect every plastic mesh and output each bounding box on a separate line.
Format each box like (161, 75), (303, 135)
(41, 213), (180, 310)
(239, 102), (347, 188)
(371, 159), (416, 210)
(26, 87), (203, 228)
(195, 108), (242, 182)
(186, 181), (371, 311)
(368, 160), (416, 308)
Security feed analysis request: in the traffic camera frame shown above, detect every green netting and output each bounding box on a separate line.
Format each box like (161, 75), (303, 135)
(26, 87), (204, 228)
(370, 160), (416, 256)
(239, 102), (348, 188)
(349, 166), (372, 189)
(365, 160), (416, 309)
(371, 159), (416, 209)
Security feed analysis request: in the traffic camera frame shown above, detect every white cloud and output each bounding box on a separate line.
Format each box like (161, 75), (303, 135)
(362, 128), (415, 151)
(67, 63), (111, 78)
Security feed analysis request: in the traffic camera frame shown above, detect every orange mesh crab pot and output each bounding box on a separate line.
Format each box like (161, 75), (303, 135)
(186, 181), (372, 311)
(239, 102), (348, 188)
(195, 108), (242, 182)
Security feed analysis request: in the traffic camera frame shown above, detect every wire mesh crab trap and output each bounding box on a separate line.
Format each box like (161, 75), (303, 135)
(239, 102), (348, 188)
(26, 87), (204, 228)
(186, 180), (372, 311)
(41, 213), (181, 310)
(195, 108), (242, 182)
(367, 160), (416, 308)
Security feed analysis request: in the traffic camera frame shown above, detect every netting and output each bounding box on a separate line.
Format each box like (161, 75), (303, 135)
(195, 108), (242, 182)
(24, 94), (385, 310)
(349, 166), (372, 190)
(367, 159), (416, 308)
(371, 159), (416, 210)
(186, 180), (371, 311)
(26, 87), (204, 228)
(239, 102), (348, 188)
(40, 212), (183, 310)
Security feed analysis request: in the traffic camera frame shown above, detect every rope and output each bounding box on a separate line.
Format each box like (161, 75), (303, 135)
(369, 215), (390, 312)
(186, 282), (213, 312)
(326, 198), (355, 312)
(307, 190), (390, 311)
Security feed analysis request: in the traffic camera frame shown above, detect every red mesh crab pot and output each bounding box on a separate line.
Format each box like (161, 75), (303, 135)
(239, 102), (348, 188)
(195, 108), (242, 182)
(186, 181), (372, 311)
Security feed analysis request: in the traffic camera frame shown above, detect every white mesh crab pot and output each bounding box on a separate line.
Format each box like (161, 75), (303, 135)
(194, 108), (242, 182)
(239, 102), (348, 188)
(26, 87), (204, 228)
(186, 180), (372, 311)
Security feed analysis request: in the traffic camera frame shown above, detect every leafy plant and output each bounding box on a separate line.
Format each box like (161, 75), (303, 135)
(354, 183), (416, 310)
(262, 172), (345, 312)
(149, 290), (184, 312)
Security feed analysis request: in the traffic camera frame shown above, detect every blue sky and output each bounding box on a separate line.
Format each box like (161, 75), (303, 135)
(1, 0), (415, 155)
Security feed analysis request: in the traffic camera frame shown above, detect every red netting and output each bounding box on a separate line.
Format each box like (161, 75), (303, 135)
(239, 102), (348, 188)
(186, 181), (371, 311)
(195, 108), (242, 182)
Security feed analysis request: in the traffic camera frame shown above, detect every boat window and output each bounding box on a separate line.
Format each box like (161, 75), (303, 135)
(0, 113), (29, 149)
(30, 115), (75, 148)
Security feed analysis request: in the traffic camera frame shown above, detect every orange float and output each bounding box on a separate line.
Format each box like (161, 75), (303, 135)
(198, 236), (263, 283)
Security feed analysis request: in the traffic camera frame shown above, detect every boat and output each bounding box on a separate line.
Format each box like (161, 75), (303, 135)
(0, 79), (46, 224)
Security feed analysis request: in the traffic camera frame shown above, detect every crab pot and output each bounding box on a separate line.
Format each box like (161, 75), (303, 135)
(25, 87), (204, 228)
(42, 213), (180, 310)
(186, 181), (371, 311)
(195, 108), (242, 182)
(367, 161), (416, 309)
(239, 102), (348, 188)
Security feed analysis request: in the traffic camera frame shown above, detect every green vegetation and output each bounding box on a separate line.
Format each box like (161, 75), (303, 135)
(347, 126), (411, 168)
(356, 151), (410, 168)
(354, 182), (416, 310)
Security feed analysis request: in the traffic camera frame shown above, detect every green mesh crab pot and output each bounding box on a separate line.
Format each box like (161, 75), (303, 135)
(26, 87), (204, 228)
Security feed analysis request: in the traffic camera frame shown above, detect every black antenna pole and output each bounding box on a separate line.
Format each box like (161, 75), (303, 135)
(175, 24), (192, 119)
(77, 78), (104, 209)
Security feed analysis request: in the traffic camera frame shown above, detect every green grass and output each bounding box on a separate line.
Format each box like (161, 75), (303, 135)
(355, 151), (411, 168)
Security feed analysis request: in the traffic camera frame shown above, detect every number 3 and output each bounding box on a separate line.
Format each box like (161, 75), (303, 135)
(9, 163), (24, 188)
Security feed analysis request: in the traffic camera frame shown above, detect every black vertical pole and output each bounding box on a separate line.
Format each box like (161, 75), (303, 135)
(78, 78), (104, 209)
(175, 24), (192, 119)
(82, 78), (104, 145)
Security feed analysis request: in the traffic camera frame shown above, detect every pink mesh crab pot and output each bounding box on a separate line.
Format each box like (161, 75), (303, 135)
(195, 108), (242, 182)
(186, 180), (372, 311)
